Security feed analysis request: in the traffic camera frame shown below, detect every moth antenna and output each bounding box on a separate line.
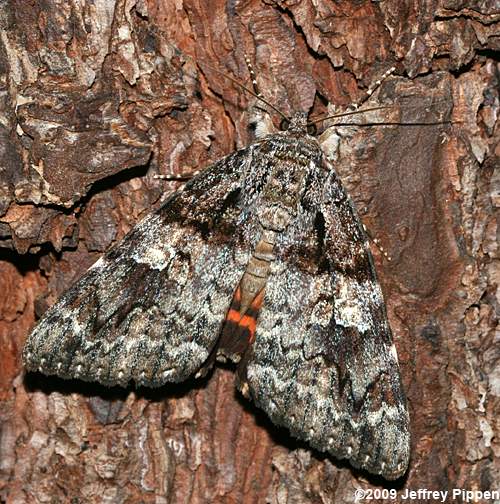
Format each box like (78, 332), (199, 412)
(311, 97), (453, 128)
(200, 61), (288, 120)
(325, 119), (452, 127)
(307, 105), (391, 126)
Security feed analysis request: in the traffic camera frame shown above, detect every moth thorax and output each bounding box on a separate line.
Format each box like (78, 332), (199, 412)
(257, 205), (293, 231)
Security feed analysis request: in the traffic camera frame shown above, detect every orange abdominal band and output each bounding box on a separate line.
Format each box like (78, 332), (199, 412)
(225, 288), (265, 343)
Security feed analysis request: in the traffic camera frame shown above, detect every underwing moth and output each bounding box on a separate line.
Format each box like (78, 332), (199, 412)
(23, 64), (410, 481)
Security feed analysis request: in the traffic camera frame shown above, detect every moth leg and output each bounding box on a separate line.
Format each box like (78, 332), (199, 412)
(153, 169), (202, 182)
(350, 66), (396, 111)
(244, 54), (261, 97)
(363, 223), (392, 261)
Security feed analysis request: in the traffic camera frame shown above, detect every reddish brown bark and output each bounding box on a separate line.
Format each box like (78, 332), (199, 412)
(0, 1), (498, 502)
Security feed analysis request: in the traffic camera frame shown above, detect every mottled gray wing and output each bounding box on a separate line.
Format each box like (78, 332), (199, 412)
(23, 148), (257, 387)
(246, 167), (410, 480)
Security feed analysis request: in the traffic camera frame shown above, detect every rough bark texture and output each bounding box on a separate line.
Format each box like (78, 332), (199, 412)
(0, 1), (498, 503)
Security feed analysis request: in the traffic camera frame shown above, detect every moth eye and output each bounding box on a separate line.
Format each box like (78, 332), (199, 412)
(307, 124), (317, 136)
(280, 118), (290, 131)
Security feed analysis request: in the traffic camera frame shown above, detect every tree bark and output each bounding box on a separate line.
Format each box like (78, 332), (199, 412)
(0, 1), (498, 502)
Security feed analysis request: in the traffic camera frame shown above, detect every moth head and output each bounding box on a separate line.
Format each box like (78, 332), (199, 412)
(278, 112), (318, 137)
(279, 112), (316, 135)
(251, 110), (318, 139)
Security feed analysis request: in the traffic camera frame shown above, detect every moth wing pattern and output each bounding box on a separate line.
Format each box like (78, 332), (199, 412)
(245, 157), (410, 480)
(23, 94), (411, 480)
(23, 147), (258, 387)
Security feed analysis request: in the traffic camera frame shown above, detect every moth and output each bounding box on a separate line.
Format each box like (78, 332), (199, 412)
(23, 62), (410, 481)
